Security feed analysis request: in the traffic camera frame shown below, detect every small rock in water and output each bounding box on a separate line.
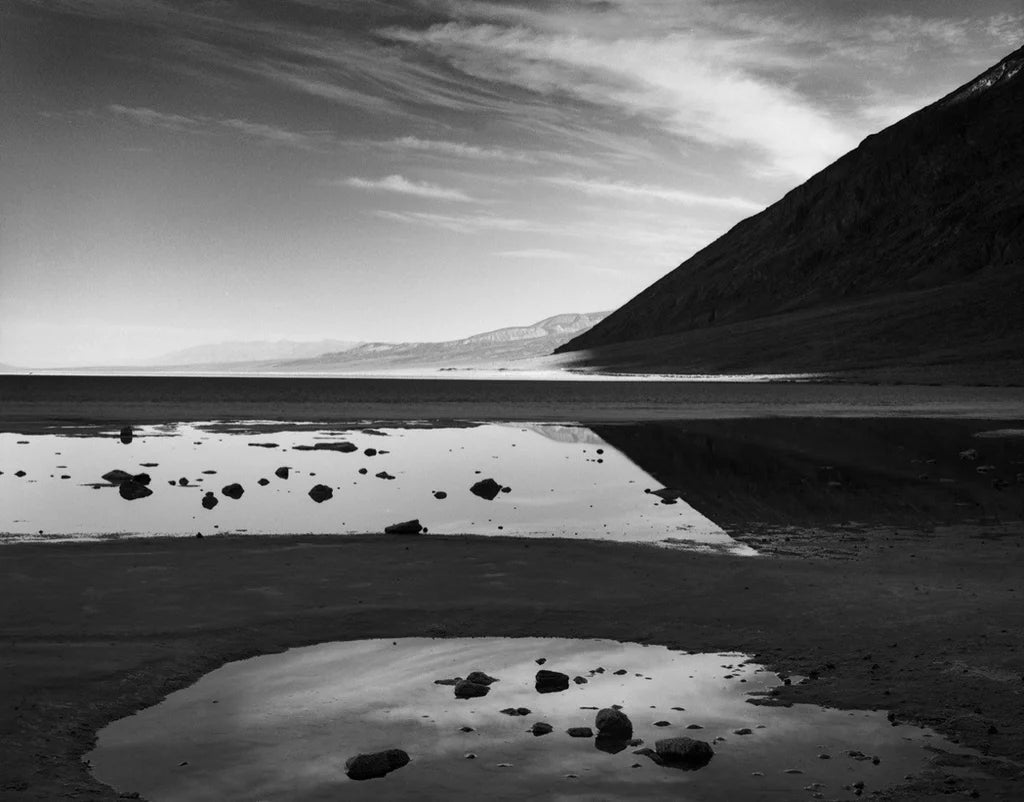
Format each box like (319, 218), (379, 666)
(257, 478), (270, 486)
(535, 669), (570, 694)
(595, 708), (633, 738)
(470, 478), (503, 500)
(567, 727), (593, 738)
(654, 721), (672, 727)
(344, 749), (410, 781)
(293, 441), (358, 453)
(734, 728), (753, 735)
(14, 470), (26, 477)
(613, 669), (628, 675)
(375, 471), (396, 480)
(453, 680), (490, 699)
(384, 519), (423, 535)
(459, 726), (475, 732)
(464, 753), (476, 760)
(201, 492), (218, 510)
(119, 426), (133, 444)
(433, 491), (447, 499)
(465, 671), (498, 685)
(573, 676), (588, 684)
(364, 448), (377, 457)
(132, 473), (151, 486)
(536, 657), (547, 665)
(118, 480), (152, 501)
(500, 707), (532, 716)
(221, 483), (244, 499)
(655, 737), (714, 769)
(178, 477), (189, 486)
(686, 724), (703, 730)
(308, 484), (334, 503)
(531, 722), (553, 736)
(275, 467), (290, 479)
(102, 469), (135, 484)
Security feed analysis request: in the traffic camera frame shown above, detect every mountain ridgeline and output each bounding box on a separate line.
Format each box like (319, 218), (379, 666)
(557, 46), (1024, 382)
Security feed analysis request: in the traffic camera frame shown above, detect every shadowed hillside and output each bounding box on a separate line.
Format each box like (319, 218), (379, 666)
(558, 46), (1024, 383)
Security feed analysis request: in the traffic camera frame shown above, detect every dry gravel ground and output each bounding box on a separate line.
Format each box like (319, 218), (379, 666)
(2, 525), (1023, 801)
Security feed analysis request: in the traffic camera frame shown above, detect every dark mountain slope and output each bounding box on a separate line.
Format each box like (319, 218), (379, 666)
(557, 46), (1024, 381)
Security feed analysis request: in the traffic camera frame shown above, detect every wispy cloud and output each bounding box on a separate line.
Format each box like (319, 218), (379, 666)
(342, 175), (474, 202)
(545, 177), (765, 212)
(387, 135), (536, 163)
(374, 210), (552, 234)
(494, 248), (576, 260)
(107, 104), (333, 150)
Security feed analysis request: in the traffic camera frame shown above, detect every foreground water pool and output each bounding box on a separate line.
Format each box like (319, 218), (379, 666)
(0, 421), (750, 553)
(87, 638), (970, 801)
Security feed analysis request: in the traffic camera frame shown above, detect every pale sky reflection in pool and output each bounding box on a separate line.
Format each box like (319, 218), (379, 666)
(88, 638), (971, 801)
(0, 422), (752, 553)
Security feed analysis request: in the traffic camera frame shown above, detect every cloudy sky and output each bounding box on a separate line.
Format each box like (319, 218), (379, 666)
(1, 0), (1020, 366)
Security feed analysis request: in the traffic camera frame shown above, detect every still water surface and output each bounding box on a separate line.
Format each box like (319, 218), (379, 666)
(0, 421), (750, 553)
(89, 637), (972, 801)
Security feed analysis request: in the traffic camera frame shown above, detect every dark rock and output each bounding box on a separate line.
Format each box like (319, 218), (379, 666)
(119, 426), (133, 444)
(459, 726), (475, 732)
(248, 443), (279, 448)
(734, 728), (753, 735)
(433, 491), (447, 499)
(132, 473), (151, 486)
(364, 448), (377, 456)
(433, 677), (462, 686)
(293, 442), (358, 453)
(102, 469), (134, 484)
(118, 480), (152, 500)
(384, 519), (423, 535)
(201, 493), (218, 510)
(257, 478), (270, 486)
(275, 467), (290, 479)
(376, 471), (396, 480)
(308, 484), (333, 503)
(536, 657), (547, 665)
(567, 727), (593, 738)
(654, 720), (672, 727)
(685, 724), (704, 729)
(470, 478), (503, 500)
(465, 671), (498, 685)
(613, 669), (628, 675)
(531, 722), (553, 736)
(500, 707), (532, 716)
(222, 483), (244, 499)
(358, 468), (368, 475)
(595, 708), (633, 738)
(344, 748), (410, 781)
(178, 477), (189, 486)
(14, 470), (26, 477)
(655, 737), (714, 769)
(573, 676), (588, 685)
(535, 669), (570, 693)
(453, 680), (490, 699)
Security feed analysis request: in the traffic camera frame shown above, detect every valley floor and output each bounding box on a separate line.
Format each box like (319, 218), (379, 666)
(2, 525), (1023, 800)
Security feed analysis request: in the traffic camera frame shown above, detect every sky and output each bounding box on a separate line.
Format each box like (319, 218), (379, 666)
(1, 0), (1020, 367)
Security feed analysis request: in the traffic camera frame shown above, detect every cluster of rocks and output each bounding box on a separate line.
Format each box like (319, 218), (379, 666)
(470, 478), (511, 501)
(435, 670), (501, 700)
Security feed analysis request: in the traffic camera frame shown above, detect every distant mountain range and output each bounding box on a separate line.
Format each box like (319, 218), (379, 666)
(147, 340), (361, 366)
(137, 312), (608, 374)
(557, 45), (1024, 383)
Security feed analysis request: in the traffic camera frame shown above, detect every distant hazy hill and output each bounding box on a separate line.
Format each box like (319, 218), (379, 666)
(270, 312), (608, 372)
(557, 46), (1024, 383)
(124, 312), (607, 374)
(147, 339), (360, 366)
